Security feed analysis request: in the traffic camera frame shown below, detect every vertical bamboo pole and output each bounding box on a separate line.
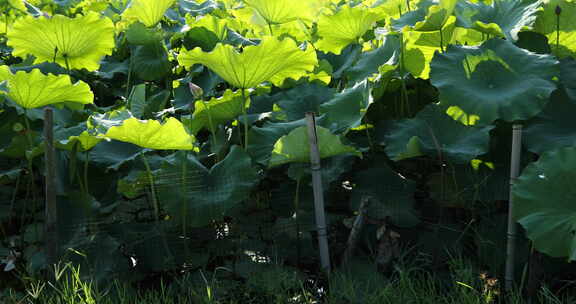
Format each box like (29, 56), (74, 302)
(44, 108), (58, 269)
(305, 112), (331, 275)
(505, 123), (523, 291)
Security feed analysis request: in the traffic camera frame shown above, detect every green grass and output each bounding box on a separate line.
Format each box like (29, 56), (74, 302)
(0, 258), (573, 304)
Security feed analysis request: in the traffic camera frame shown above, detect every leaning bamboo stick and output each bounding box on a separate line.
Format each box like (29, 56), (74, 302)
(341, 196), (371, 266)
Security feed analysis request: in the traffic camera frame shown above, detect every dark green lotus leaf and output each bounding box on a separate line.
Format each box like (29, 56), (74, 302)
(515, 31), (551, 54)
(427, 159), (508, 207)
(319, 44), (362, 79)
(157, 146), (259, 227)
(183, 27), (220, 52)
(513, 147), (576, 261)
(454, 0), (541, 41)
(430, 38), (559, 124)
(384, 104), (494, 163)
(352, 165), (419, 228)
(89, 140), (143, 170)
(268, 126), (360, 168)
(524, 89), (576, 153)
(97, 58), (129, 79)
(320, 80), (372, 133)
(247, 119), (307, 165)
(126, 22), (164, 45)
(560, 58), (576, 100)
(345, 34), (400, 84)
(276, 83), (336, 121)
(132, 42), (171, 81)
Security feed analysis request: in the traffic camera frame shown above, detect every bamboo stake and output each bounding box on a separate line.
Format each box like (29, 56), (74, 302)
(44, 108), (58, 270)
(305, 112), (331, 275)
(341, 196), (370, 266)
(505, 123), (523, 291)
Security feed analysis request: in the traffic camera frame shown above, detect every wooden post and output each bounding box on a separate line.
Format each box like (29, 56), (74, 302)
(505, 123), (523, 291)
(44, 108), (58, 270)
(305, 112), (331, 275)
(341, 196), (370, 266)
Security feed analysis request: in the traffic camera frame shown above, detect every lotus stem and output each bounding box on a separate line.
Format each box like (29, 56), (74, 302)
(141, 153), (159, 221)
(241, 89), (249, 150)
(294, 177), (301, 265)
(556, 5), (561, 56)
(505, 123), (523, 291)
(439, 27), (445, 52)
(44, 108), (58, 270)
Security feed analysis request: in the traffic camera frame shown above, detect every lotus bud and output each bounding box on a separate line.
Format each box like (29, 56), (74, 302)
(555, 5), (562, 15)
(188, 82), (204, 99)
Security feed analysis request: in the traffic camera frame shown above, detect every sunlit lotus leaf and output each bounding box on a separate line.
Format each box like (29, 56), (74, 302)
(268, 126), (360, 168)
(370, 0), (423, 21)
(6, 0), (26, 11)
(514, 147), (576, 261)
(188, 89), (246, 134)
(454, 0), (541, 41)
(244, 0), (314, 24)
(534, 0), (576, 58)
(392, 0), (457, 32)
(187, 14), (229, 40)
(404, 16), (456, 79)
(104, 117), (196, 150)
(122, 0), (175, 27)
(413, 0), (457, 31)
(315, 4), (382, 55)
(178, 36), (317, 88)
(430, 38), (558, 124)
(0, 66), (93, 109)
(7, 12), (115, 71)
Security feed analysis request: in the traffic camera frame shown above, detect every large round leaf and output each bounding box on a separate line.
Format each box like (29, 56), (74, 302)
(454, 0), (541, 41)
(100, 117), (196, 150)
(122, 0), (175, 27)
(178, 36), (317, 88)
(315, 4), (381, 55)
(430, 38), (558, 124)
(7, 12), (115, 71)
(383, 104), (494, 163)
(0, 66), (93, 109)
(513, 147), (576, 261)
(188, 89), (246, 134)
(268, 126), (360, 168)
(524, 89), (576, 153)
(158, 146), (259, 227)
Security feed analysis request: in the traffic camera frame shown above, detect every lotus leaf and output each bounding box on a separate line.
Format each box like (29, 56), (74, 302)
(345, 34), (400, 83)
(413, 0), (457, 31)
(383, 104), (494, 163)
(404, 16), (456, 79)
(320, 80), (372, 133)
(430, 38), (558, 124)
(244, 0), (314, 24)
(315, 4), (381, 55)
(178, 36), (317, 88)
(247, 119), (307, 165)
(188, 89), (246, 134)
(7, 12), (115, 71)
(268, 126), (360, 168)
(534, 0), (576, 58)
(514, 147), (576, 261)
(122, 0), (175, 27)
(454, 0), (541, 41)
(158, 146), (259, 227)
(103, 117), (196, 150)
(352, 165), (419, 227)
(0, 66), (93, 109)
(524, 89), (576, 153)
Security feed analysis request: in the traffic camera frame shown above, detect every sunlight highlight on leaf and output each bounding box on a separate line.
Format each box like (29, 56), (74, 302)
(122, 0), (176, 27)
(103, 117), (197, 150)
(178, 36), (317, 88)
(7, 12), (115, 71)
(0, 66), (93, 109)
(315, 4), (382, 55)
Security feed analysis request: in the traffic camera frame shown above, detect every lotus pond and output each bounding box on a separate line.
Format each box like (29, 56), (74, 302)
(1, 0), (576, 302)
